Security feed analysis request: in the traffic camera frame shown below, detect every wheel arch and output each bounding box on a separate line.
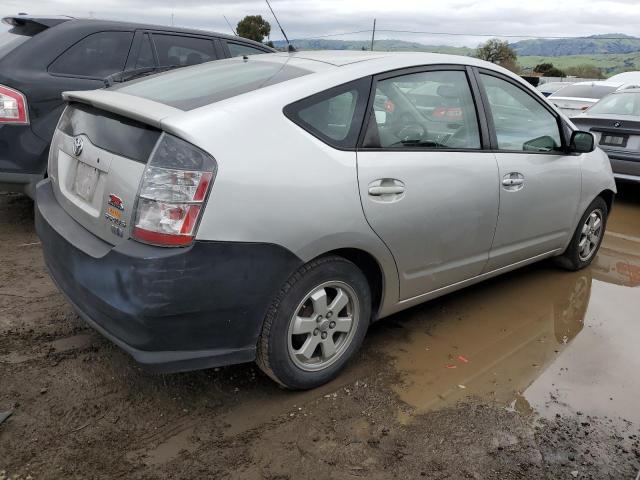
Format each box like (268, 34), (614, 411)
(316, 247), (386, 321)
(598, 188), (615, 214)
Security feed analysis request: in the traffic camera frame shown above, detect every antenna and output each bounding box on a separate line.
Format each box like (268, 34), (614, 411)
(224, 15), (237, 36)
(265, 0), (295, 52)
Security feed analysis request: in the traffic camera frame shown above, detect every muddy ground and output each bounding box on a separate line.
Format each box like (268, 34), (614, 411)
(1, 185), (640, 479)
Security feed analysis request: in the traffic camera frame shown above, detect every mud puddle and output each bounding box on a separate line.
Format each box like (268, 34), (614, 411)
(381, 194), (640, 427)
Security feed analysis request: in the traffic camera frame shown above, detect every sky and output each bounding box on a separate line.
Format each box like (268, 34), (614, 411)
(2, 0), (640, 47)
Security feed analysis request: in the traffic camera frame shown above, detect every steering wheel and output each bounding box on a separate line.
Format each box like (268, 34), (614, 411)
(392, 112), (427, 143)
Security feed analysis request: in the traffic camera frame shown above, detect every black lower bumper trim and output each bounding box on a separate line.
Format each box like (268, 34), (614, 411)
(35, 179), (303, 372)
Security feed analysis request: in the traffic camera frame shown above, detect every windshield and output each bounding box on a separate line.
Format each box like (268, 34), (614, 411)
(550, 84), (617, 100)
(115, 57), (311, 110)
(588, 92), (640, 116)
(0, 28), (33, 58)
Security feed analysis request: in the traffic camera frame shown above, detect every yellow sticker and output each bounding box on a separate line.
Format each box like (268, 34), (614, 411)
(107, 207), (122, 220)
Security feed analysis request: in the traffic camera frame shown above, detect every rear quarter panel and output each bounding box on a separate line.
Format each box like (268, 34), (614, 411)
(161, 92), (400, 317)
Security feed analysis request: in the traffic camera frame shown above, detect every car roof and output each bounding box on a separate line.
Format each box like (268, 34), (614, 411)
(273, 49), (498, 70)
(2, 15), (273, 50)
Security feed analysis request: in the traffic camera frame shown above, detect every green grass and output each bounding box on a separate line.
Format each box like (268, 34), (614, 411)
(518, 53), (640, 76)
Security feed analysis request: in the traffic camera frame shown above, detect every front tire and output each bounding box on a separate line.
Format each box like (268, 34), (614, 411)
(256, 256), (371, 390)
(555, 197), (608, 271)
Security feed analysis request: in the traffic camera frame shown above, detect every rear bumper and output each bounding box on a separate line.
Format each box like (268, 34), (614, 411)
(0, 124), (49, 195)
(604, 151), (640, 182)
(35, 179), (302, 373)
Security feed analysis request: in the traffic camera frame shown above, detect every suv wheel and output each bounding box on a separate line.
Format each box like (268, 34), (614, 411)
(256, 256), (371, 390)
(555, 197), (608, 271)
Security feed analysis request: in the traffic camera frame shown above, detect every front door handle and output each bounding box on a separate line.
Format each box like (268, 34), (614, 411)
(367, 179), (406, 199)
(368, 185), (405, 196)
(502, 172), (525, 191)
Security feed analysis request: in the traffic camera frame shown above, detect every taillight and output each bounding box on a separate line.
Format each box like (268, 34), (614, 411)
(132, 134), (216, 247)
(0, 85), (29, 124)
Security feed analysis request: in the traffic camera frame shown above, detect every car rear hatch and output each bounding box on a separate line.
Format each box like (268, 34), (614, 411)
(48, 90), (182, 247)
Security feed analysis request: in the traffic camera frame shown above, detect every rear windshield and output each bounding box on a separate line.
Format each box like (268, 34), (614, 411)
(588, 92), (640, 116)
(0, 28), (36, 58)
(115, 57), (310, 110)
(550, 84), (616, 100)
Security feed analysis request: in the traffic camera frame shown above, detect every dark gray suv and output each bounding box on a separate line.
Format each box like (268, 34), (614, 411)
(0, 14), (273, 197)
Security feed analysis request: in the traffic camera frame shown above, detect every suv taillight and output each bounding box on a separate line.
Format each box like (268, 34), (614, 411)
(132, 134), (216, 247)
(0, 85), (29, 124)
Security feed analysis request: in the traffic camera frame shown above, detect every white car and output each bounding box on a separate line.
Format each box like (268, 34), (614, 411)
(549, 80), (640, 117)
(36, 51), (616, 389)
(608, 71), (640, 84)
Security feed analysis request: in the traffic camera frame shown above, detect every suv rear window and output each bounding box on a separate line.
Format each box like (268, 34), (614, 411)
(115, 57), (310, 110)
(0, 28), (37, 59)
(550, 84), (616, 100)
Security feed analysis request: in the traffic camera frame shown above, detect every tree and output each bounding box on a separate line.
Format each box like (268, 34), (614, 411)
(564, 64), (604, 79)
(476, 39), (519, 72)
(534, 62), (565, 77)
(236, 15), (271, 43)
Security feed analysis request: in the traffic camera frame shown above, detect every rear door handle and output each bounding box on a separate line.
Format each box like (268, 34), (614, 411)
(502, 172), (525, 191)
(502, 178), (524, 186)
(368, 185), (405, 196)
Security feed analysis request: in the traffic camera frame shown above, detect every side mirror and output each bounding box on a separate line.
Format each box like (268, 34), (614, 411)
(570, 131), (595, 153)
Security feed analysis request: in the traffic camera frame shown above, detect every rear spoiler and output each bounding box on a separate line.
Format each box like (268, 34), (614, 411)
(62, 90), (182, 130)
(2, 15), (72, 29)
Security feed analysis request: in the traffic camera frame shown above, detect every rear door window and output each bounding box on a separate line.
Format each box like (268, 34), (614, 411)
(152, 34), (216, 67)
(364, 70), (481, 150)
(284, 77), (371, 149)
(227, 42), (268, 57)
(49, 31), (134, 78)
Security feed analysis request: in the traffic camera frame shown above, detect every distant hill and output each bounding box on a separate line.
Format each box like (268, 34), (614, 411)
(518, 52), (640, 76)
(273, 39), (473, 56)
(511, 34), (640, 56)
(272, 35), (640, 77)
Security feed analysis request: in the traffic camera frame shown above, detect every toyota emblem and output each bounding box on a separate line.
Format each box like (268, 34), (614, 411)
(73, 136), (84, 156)
(614, 121), (622, 128)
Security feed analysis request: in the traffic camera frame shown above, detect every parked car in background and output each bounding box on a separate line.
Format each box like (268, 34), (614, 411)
(549, 81), (640, 117)
(572, 88), (640, 183)
(0, 15), (273, 197)
(608, 71), (640, 84)
(35, 51), (615, 389)
(537, 81), (573, 97)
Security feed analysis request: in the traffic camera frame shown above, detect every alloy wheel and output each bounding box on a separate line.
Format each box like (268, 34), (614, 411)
(578, 209), (604, 262)
(287, 281), (359, 372)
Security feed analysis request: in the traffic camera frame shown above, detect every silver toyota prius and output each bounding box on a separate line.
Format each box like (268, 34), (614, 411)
(35, 51), (616, 389)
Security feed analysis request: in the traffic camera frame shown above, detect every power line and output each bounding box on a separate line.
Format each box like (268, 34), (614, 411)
(375, 29), (637, 40)
(294, 29), (373, 40)
(289, 28), (638, 42)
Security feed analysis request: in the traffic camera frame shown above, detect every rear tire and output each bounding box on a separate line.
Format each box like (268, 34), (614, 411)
(554, 197), (608, 271)
(256, 256), (371, 390)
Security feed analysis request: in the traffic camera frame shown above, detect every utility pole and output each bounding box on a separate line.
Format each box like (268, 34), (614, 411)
(171, 13), (174, 26)
(370, 18), (376, 51)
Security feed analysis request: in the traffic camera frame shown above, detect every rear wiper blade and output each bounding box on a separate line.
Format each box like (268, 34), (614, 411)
(103, 66), (181, 87)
